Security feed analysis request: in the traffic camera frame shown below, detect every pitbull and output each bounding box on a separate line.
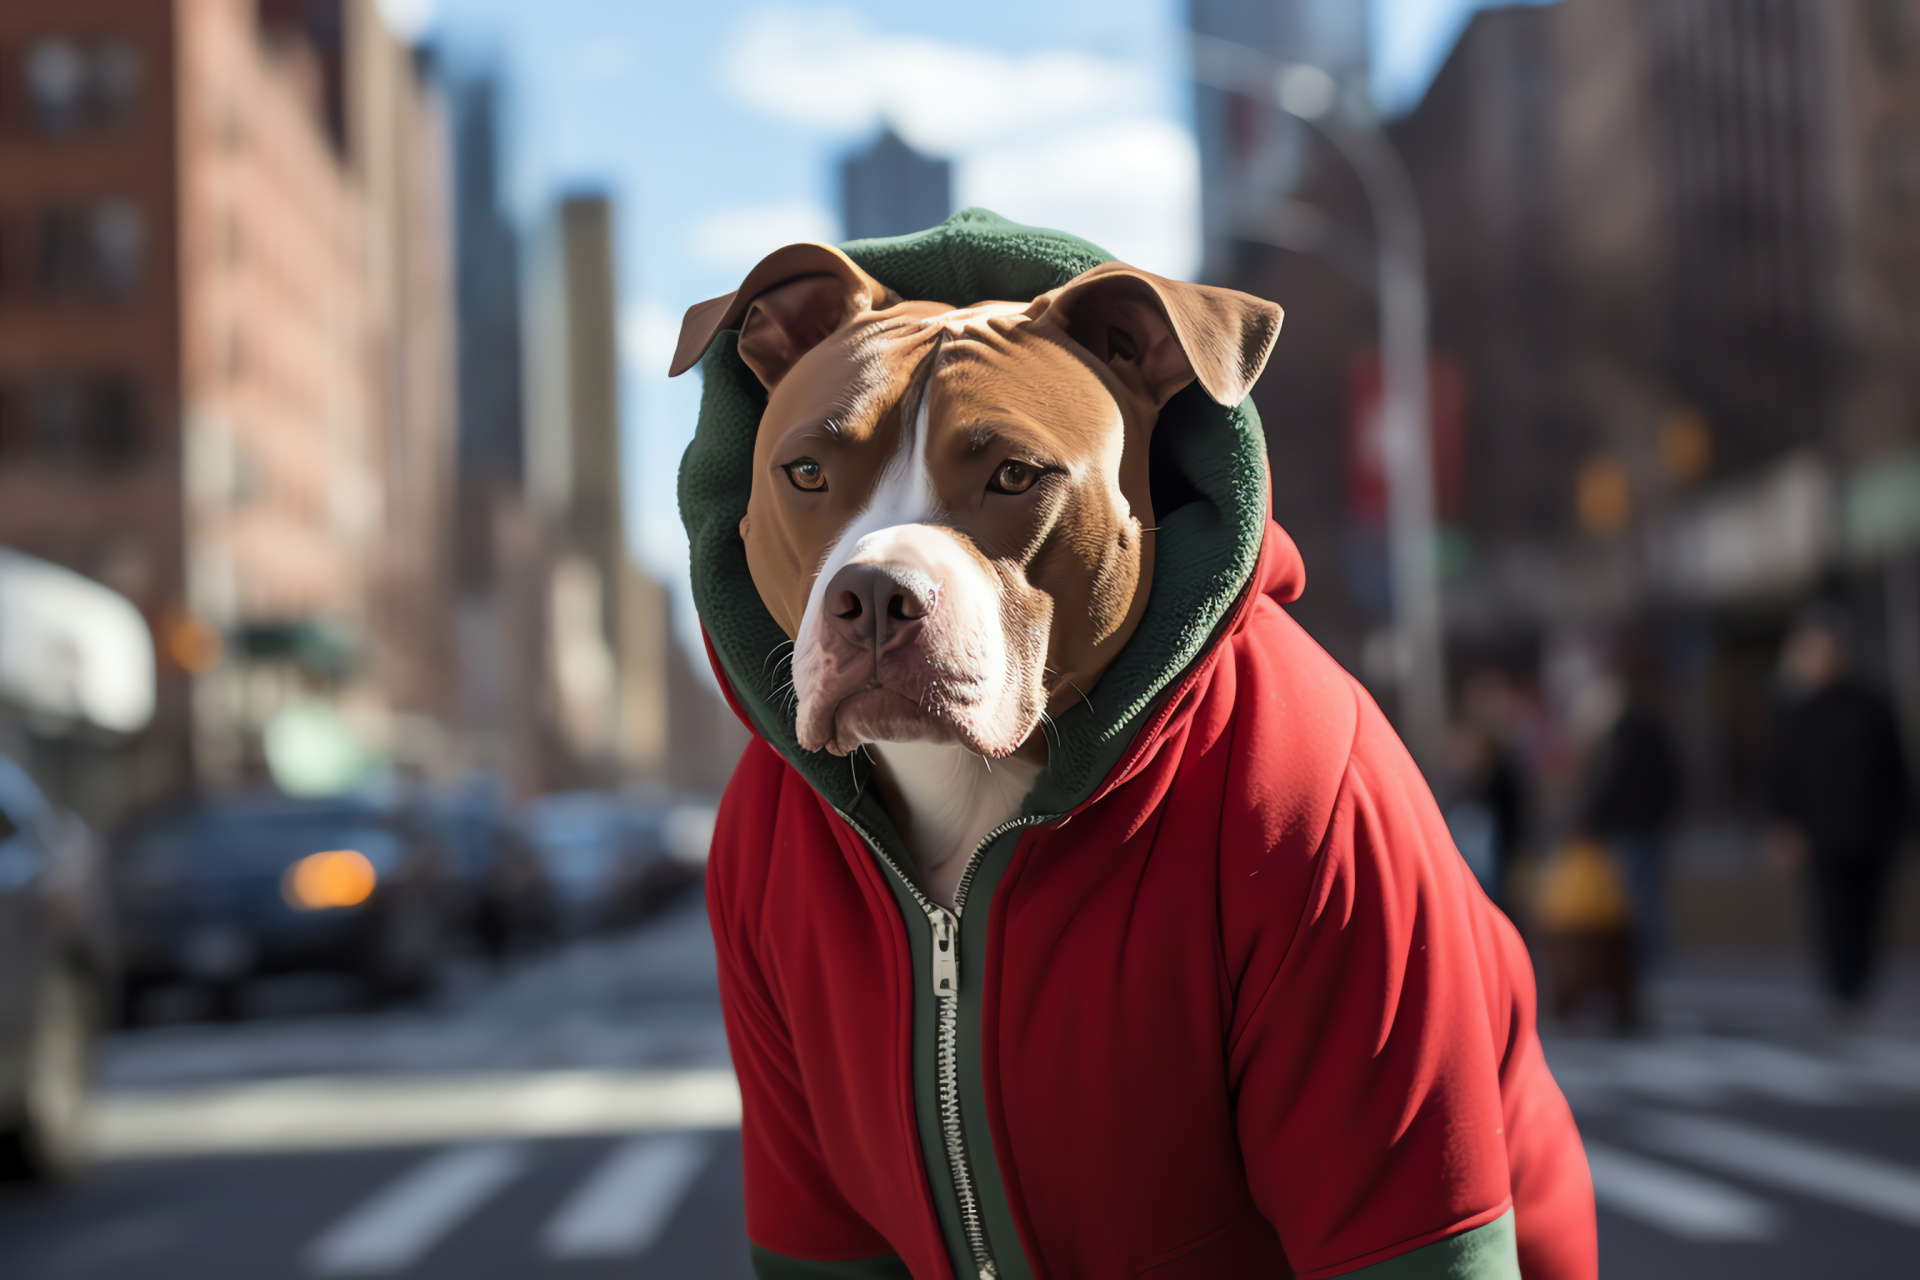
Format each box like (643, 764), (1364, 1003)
(675, 225), (1593, 1280)
(670, 243), (1280, 906)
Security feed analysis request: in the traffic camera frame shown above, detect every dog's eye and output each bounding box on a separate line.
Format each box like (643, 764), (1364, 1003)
(988, 460), (1041, 495)
(783, 459), (827, 492)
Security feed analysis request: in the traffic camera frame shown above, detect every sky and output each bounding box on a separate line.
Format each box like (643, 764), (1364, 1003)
(391, 0), (1529, 655)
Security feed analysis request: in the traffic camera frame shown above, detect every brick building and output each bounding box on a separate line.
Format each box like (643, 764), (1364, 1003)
(0, 0), (456, 810)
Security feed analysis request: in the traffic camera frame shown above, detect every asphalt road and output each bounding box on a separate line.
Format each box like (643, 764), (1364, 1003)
(0, 894), (1916, 1278)
(1551, 1026), (1920, 1278)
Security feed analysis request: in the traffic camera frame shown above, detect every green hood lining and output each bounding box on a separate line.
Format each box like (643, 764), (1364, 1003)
(676, 208), (1269, 818)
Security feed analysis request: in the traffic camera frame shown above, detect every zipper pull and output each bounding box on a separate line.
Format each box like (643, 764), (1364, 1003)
(929, 908), (959, 999)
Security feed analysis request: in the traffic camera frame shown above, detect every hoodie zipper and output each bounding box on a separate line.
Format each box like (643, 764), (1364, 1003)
(841, 808), (1050, 1280)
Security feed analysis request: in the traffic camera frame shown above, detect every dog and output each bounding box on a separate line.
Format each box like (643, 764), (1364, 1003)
(674, 215), (1595, 1280)
(672, 241), (1274, 906)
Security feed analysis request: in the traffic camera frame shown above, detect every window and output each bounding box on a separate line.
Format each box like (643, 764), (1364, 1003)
(35, 200), (143, 299)
(91, 38), (141, 121)
(23, 35), (142, 135)
(1869, 0), (1910, 70)
(24, 37), (85, 133)
(90, 200), (143, 293)
(1881, 137), (1919, 212)
(28, 374), (141, 471)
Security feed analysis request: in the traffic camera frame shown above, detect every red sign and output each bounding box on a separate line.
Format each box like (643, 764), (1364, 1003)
(1346, 349), (1466, 526)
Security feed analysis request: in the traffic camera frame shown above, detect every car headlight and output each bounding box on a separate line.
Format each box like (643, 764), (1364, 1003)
(281, 849), (377, 910)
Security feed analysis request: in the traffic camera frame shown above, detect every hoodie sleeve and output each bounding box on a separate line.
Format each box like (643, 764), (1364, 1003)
(1224, 686), (1593, 1280)
(708, 749), (913, 1280)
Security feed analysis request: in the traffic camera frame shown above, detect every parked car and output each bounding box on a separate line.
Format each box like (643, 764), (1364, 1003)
(521, 793), (699, 935)
(420, 777), (555, 960)
(111, 794), (451, 1017)
(0, 752), (114, 1183)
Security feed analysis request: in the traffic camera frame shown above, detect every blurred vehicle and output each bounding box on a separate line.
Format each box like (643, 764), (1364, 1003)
(420, 777), (555, 960)
(0, 752), (114, 1183)
(111, 794), (451, 1017)
(521, 793), (704, 935)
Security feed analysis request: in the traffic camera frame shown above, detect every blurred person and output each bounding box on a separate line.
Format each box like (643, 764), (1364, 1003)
(1579, 648), (1681, 967)
(1534, 831), (1638, 1034)
(1442, 712), (1525, 912)
(1768, 605), (1911, 1019)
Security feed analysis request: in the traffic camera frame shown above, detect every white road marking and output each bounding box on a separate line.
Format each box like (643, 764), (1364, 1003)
(1583, 1141), (1778, 1242)
(1638, 1112), (1920, 1227)
(1546, 1033), (1920, 1108)
(91, 1068), (741, 1159)
(305, 1143), (529, 1275)
(1706, 1039), (1857, 1104)
(1846, 1036), (1920, 1092)
(541, 1132), (713, 1259)
(1548, 1038), (1732, 1106)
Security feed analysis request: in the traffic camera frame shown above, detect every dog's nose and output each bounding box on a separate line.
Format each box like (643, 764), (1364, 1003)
(825, 563), (932, 652)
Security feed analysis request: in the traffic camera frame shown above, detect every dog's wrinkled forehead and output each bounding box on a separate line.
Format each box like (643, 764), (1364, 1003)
(761, 310), (943, 449)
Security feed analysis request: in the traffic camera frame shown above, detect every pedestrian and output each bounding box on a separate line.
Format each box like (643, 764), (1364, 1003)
(1535, 830), (1639, 1032)
(1581, 647), (1682, 967)
(1768, 605), (1911, 1021)
(1442, 708), (1525, 912)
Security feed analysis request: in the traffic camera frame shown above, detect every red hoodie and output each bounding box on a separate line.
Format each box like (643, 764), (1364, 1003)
(705, 521), (1597, 1280)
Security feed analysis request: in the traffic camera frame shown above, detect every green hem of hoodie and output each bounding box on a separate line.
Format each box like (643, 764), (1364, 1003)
(1345, 1211), (1521, 1280)
(745, 1211), (1519, 1279)
(748, 1244), (914, 1279)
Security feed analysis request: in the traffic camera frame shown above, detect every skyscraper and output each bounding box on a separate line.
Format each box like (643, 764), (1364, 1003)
(450, 73), (524, 499)
(841, 127), (951, 241)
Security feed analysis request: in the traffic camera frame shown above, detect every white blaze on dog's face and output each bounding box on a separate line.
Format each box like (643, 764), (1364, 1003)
(671, 246), (1281, 759)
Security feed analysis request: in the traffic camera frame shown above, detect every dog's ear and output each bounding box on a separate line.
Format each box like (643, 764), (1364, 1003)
(670, 243), (898, 390)
(1028, 263), (1283, 409)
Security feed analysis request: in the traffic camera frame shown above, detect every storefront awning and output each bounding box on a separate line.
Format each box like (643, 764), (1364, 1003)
(0, 548), (155, 735)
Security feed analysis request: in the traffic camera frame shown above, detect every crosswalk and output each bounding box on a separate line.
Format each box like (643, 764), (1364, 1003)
(540, 1134), (713, 1260)
(303, 1133), (717, 1275)
(309, 1145), (533, 1275)
(1550, 1031), (1920, 1249)
(1548, 1032), (1920, 1108)
(1583, 1142), (1779, 1242)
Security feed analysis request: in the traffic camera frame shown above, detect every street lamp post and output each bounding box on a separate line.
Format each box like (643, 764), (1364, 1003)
(1192, 36), (1447, 769)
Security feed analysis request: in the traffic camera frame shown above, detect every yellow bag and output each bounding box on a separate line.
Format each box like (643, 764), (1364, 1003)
(1535, 838), (1634, 933)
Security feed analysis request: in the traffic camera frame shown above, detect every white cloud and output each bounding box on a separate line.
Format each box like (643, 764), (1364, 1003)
(684, 200), (840, 278)
(960, 119), (1199, 280)
(722, 7), (1150, 152)
(620, 299), (683, 379)
(376, 0), (434, 40)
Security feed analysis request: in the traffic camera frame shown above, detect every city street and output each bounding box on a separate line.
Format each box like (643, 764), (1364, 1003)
(0, 892), (752, 1280)
(1549, 985), (1920, 1279)
(1, 895), (1918, 1278)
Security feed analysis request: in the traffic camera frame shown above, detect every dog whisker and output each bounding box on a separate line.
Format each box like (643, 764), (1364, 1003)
(761, 639), (796, 679)
(1036, 709), (1063, 755)
(1065, 679), (1094, 713)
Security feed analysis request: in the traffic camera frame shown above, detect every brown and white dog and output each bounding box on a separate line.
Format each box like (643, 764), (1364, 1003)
(671, 245), (1280, 906)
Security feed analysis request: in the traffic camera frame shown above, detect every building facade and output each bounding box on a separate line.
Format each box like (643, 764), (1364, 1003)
(1193, 0), (1920, 812)
(0, 0), (456, 811)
